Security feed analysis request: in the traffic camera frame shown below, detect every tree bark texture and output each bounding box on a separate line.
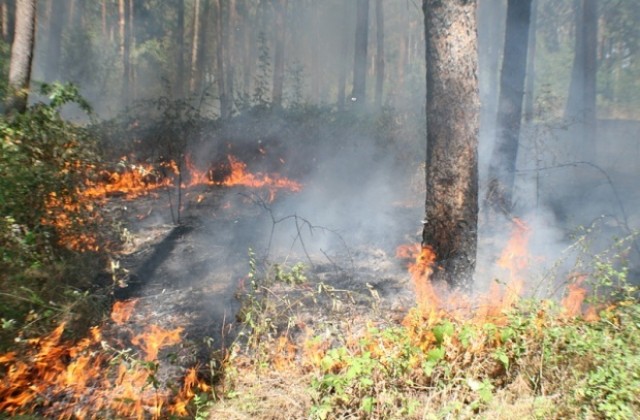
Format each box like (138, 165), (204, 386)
(374, 0), (385, 109)
(486, 0), (532, 216)
(422, 0), (480, 289)
(271, 0), (287, 108)
(5, 0), (36, 115)
(222, 0), (234, 113)
(352, 0), (369, 109)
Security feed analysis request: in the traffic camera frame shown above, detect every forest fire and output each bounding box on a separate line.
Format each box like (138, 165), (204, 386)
(0, 300), (208, 419)
(82, 154), (301, 201)
(398, 218), (596, 323)
(43, 154), (302, 252)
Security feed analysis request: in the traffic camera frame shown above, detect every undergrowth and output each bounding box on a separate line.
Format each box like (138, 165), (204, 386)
(0, 83), (117, 349)
(212, 250), (640, 420)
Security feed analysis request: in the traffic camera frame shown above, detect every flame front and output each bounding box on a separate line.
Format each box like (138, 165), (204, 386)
(0, 305), (207, 418)
(396, 244), (439, 318)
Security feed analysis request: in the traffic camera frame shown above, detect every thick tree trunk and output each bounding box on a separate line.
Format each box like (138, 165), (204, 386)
(352, 0), (369, 110)
(5, 0), (36, 115)
(422, 0), (480, 289)
(565, 0), (597, 157)
(374, 0), (385, 110)
(271, 0), (287, 108)
(222, 0), (234, 113)
(44, 0), (63, 82)
(486, 0), (532, 216)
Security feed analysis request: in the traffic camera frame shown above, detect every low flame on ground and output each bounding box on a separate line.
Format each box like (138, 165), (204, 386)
(397, 218), (596, 324)
(44, 154), (302, 252)
(0, 302), (208, 419)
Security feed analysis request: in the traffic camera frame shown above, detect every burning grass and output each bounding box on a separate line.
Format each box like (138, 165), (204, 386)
(0, 299), (211, 419)
(207, 223), (640, 419)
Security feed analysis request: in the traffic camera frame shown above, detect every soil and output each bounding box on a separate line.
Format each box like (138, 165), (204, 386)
(103, 181), (423, 367)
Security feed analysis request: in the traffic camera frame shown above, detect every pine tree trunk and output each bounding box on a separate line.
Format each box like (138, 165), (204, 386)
(175, 0), (185, 98)
(422, 0), (480, 289)
(523, 0), (538, 123)
(336, 2), (353, 110)
(565, 0), (597, 157)
(486, 0), (532, 216)
(190, 0), (201, 94)
(271, 0), (287, 108)
(222, 0), (234, 113)
(374, 0), (384, 110)
(213, 0), (229, 118)
(352, 0), (369, 110)
(5, 0), (36, 115)
(118, 0), (130, 106)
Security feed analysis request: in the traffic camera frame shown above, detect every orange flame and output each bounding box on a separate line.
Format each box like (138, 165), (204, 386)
(0, 315), (206, 418)
(561, 273), (588, 317)
(396, 244), (439, 318)
(111, 299), (138, 325)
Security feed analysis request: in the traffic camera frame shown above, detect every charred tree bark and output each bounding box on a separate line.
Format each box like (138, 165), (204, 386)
(374, 0), (385, 110)
(44, 0), (63, 82)
(271, 0), (287, 109)
(5, 0), (36, 115)
(422, 0), (480, 289)
(486, 0), (532, 216)
(565, 0), (597, 157)
(352, 0), (369, 110)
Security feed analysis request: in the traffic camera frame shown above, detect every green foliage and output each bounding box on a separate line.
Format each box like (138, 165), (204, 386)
(0, 83), (111, 348)
(0, 40), (9, 101)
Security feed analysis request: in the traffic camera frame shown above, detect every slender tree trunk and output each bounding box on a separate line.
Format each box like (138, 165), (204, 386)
(190, 0), (201, 93)
(222, 0), (234, 113)
(175, 0), (185, 98)
(486, 0), (532, 216)
(101, 0), (107, 38)
(336, 2), (353, 111)
(523, 0), (538, 122)
(352, 0), (369, 110)
(213, 0), (229, 118)
(196, 0), (211, 94)
(374, 0), (384, 110)
(44, 0), (63, 82)
(1, 0), (11, 43)
(118, 0), (130, 106)
(236, 0), (250, 95)
(5, 0), (36, 115)
(422, 0), (480, 289)
(565, 0), (597, 157)
(128, 0), (136, 101)
(271, 0), (287, 108)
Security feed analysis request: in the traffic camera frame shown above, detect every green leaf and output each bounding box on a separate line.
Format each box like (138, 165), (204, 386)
(427, 346), (445, 363)
(361, 396), (375, 413)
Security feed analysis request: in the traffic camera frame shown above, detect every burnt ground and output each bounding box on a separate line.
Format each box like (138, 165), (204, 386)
(102, 181), (423, 369)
